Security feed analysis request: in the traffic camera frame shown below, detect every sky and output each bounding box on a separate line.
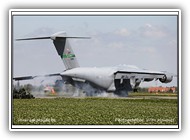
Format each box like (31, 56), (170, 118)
(13, 13), (178, 87)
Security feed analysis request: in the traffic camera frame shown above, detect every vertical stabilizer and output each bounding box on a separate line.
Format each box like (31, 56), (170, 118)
(51, 32), (79, 69)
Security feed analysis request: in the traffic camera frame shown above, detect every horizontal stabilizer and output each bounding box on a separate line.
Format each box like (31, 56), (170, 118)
(16, 36), (90, 41)
(15, 31), (90, 70)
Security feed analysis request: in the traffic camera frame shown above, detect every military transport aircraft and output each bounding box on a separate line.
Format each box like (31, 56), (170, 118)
(13, 31), (175, 96)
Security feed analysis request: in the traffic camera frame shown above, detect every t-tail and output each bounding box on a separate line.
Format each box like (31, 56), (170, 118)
(16, 31), (90, 70)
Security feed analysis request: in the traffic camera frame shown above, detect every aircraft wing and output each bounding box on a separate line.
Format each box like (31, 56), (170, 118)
(114, 70), (174, 83)
(13, 76), (37, 81)
(13, 73), (61, 81)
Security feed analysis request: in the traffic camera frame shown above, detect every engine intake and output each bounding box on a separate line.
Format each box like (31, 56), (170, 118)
(159, 74), (173, 83)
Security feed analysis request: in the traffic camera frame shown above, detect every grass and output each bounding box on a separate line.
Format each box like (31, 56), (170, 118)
(128, 92), (177, 97)
(13, 97), (178, 125)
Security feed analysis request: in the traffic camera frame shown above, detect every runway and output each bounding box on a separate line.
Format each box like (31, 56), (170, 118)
(35, 94), (177, 100)
(126, 96), (177, 100)
(32, 90), (177, 99)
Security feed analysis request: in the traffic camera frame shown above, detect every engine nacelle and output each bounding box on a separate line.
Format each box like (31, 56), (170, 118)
(159, 74), (173, 83)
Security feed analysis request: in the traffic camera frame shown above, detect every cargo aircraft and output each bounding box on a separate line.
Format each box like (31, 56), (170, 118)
(13, 31), (175, 96)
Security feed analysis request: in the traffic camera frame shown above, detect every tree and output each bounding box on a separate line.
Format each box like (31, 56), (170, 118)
(13, 85), (35, 99)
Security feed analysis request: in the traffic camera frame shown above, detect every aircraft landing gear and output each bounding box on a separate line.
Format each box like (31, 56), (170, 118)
(114, 79), (132, 97)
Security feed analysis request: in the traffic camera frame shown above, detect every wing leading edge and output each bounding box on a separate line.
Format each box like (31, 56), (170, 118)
(13, 73), (61, 81)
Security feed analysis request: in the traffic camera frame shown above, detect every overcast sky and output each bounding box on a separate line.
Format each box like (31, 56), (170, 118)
(13, 13), (178, 87)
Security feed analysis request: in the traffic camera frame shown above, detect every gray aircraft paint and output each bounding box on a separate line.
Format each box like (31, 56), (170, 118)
(14, 31), (175, 96)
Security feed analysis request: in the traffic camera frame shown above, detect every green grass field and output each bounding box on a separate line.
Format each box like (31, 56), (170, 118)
(13, 97), (178, 125)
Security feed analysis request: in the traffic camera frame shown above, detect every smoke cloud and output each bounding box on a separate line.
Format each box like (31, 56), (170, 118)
(13, 78), (127, 98)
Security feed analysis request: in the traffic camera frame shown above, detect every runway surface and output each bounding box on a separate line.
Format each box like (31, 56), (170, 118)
(35, 94), (177, 100)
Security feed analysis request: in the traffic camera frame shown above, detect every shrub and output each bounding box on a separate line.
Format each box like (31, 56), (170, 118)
(13, 86), (35, 99)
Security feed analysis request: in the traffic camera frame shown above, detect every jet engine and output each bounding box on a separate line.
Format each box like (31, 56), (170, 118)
(159, 74), (173, 83)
